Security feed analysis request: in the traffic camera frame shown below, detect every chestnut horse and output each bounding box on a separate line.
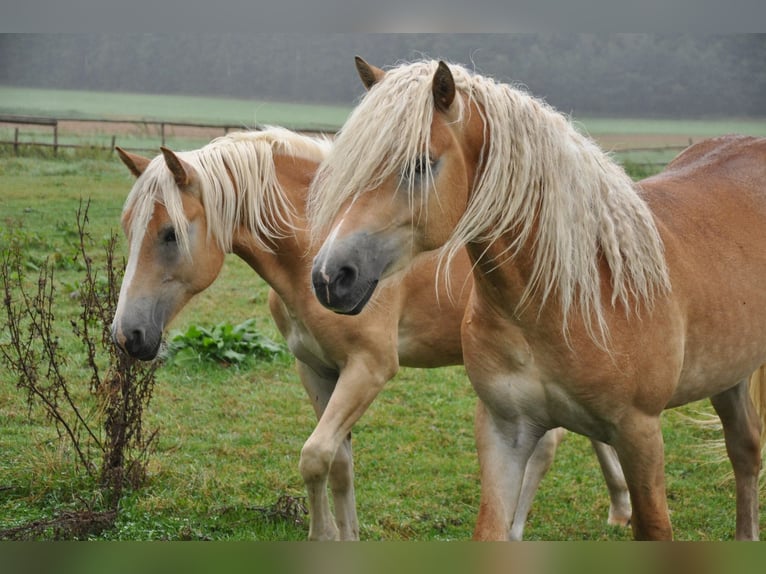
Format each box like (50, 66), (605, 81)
(110, 127), (630, 540)
(309, 57), (766, 540)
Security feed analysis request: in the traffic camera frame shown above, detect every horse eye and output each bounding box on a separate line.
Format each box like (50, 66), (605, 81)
(403, 155), (436, 180)
(162, 227), (177, 244)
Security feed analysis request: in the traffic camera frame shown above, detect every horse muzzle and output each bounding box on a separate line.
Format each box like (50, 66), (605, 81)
(311, 231), (396, 315)
(111, 317), (163, 361)
(311, 263), (378, 315)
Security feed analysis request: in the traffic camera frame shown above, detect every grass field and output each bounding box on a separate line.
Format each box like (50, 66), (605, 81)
(0, 89), (765, 541)
(0, 86), (351, 129)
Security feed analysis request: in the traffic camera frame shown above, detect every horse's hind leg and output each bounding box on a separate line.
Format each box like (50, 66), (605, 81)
(508, 430), (631, 540)
(509, 427), (566, 540)
(710, 378), (762, 541)
(590, 440), (632, 527)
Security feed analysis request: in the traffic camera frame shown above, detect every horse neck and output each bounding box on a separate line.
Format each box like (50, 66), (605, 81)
(230, 153), (317, 304)
(453, 95), (536, 297)
(453, 86), (668, 342)
(464, 224), (544, 317)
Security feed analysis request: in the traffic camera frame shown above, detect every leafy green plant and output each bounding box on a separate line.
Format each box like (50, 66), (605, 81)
(164, 319), (289, 367)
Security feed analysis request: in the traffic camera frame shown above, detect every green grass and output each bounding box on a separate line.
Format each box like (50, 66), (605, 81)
(0, 131), (763, 541)
(0, 86), (351, 129)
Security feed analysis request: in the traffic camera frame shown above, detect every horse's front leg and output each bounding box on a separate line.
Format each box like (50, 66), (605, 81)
(612, 413), (672, 540)
(709, 377), (762, 540)
(473, 399), (546, 541)
(295, 361), (343, 540)
(297, 355), (393, 541)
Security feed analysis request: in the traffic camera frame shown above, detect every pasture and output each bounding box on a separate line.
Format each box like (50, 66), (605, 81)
(0, 86), (351, 130)
(0, 89), (765, 540)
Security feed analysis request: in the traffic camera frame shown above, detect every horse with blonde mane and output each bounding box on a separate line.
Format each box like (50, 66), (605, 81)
(309, 57), (766, 540)
(110, 127), (630, 540)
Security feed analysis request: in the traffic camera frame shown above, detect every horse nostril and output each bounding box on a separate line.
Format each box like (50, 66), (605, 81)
(125, 328), (146, 354)
(334, 265), (358, 292)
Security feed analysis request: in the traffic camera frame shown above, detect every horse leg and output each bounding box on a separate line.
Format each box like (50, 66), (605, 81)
(295, 361), (344, 540)
(590, 440), (632, 527)
(709, 378), (762, 540)
(297, 356), (392, 541)
(612, 414), (672, 540)
(508, 427), (566, 540)
(473, 399), (546, 541)
(328, 432), (358, 540)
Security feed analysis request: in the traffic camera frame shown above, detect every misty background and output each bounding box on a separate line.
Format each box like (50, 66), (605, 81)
(0, 33), (764, 118)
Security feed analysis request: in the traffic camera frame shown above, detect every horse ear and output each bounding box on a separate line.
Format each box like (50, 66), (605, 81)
(160, 146), (191, 188)
(432, 61), (456, 113)
(355, 56), (385, 91)
(116, 146), (151, 178)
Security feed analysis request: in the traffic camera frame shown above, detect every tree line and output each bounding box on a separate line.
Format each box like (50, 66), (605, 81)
(1, 34), (764, 117)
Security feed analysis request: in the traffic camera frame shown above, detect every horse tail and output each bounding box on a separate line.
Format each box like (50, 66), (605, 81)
(748, 364), (766, 451)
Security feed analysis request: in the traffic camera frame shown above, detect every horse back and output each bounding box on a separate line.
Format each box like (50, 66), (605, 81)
(661, 134), (766, 183)
(640, 135), (766, 240)
(638, 135), (766, 401)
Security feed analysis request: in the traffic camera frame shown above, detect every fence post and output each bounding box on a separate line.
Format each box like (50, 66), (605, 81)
(14, 127), (19, 155)
(161, 123), (166, 147)
(53, 121), (58, 155)
(111, 135), (116, 153)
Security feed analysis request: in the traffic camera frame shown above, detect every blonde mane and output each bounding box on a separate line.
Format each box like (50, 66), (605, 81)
(309, 60), (670, 341)
(123, 126), (331, 257)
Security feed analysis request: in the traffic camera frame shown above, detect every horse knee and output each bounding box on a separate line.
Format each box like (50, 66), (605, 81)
(299, 439), (335, 484)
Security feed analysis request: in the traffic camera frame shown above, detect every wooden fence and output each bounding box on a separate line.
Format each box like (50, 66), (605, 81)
(0, 114), (687, 165)
(0, 114), (336, 155)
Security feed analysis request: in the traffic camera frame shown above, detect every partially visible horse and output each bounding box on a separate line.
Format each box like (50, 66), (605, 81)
(309, 57), (766, 540)
(110, 127), (631, 540)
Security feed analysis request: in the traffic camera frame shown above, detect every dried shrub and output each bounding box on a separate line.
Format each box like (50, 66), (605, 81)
(0, 199), (158, 538)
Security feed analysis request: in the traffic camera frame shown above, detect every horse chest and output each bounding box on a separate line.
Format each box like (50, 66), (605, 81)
(469, 363), (609, 439)
(282, 314), (339, 378)
(463, 321), (609, 437)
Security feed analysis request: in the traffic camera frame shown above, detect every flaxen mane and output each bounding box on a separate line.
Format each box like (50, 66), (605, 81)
(122, 126), (331, 257)
(309, 60), (670, 341)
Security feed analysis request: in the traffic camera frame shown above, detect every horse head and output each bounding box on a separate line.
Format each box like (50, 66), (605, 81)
(111, 146), (226, 360)
(310, 58), (480, 315)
